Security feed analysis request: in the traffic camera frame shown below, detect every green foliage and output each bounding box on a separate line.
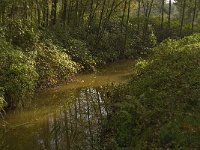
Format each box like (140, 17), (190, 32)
(4, 19), (37, 50)
(0, 87), (6, 110)
(105, 34), (200, 149)
(0, 37), (38, 108)
(0, 25), (82, 107)
(127, 17), (159, 54)
(94, 31), (123, 63)
(42, 27), (97, 71)
(65, 39), (96, 71)
(34, 40), (79, 88)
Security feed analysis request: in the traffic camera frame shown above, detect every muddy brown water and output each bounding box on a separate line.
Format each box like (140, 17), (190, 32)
(0, 59), (135, 150)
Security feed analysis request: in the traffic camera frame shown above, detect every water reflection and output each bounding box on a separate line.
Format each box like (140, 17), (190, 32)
(0, 59), (135, 150)
(0, 87), (110, 150)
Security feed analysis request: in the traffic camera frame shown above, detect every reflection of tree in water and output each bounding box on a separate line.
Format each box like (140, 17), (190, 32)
(37, 87), (109, 150)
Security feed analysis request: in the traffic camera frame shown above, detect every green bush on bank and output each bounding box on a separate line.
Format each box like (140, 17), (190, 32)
(0, 23), (84, 109)
(0, 37), (38, 108)
(65, 38), (96, 71)
(34, 40), (80, 88)
(41, 27), (97, 71)
(0, 26), (81, 108)
(105, 34), (200, 149)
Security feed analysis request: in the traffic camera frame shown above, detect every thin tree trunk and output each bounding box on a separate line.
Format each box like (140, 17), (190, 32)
(24, 1), (28, 20)
(137, 0), (141, 32)
(36, 0), (41, 25)
(124, 0), (131, 53)
(121, 0), (127, 33)
(51, 0), (57, 25)
(143, 0), (154, 38)
(74, 0), (79, 27)
(67, 0), (72, 24)
(97, 0), (106, 37)
(42, 1), (46, 26)
(192, 0), (197, 33)
(62, 0), (67, 26)
(168, 0), (172, 29)
(77, 0), (83, 26)
(79, 0), (90, 25)
(180, 0), (186, 36)
(161, 0), (165, 30)
(147, 0), (154, 18)
(98, 0), (116, 40)
(46, 0), (49, 26)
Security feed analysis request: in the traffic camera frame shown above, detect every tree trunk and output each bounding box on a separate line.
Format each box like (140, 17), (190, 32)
(121, 0), (127, 33)
(97, 0), (107, 37)
(192, 0), (197, 33)
(161, 0), (165, 30)
(180, 0), (186, 36)
(124, 0), (131, 53)
(36, 0), (41, 25)
(137, 0), (141, 32)
(51, 0), (57, 25)
(62, 0), (68, 26)
(168, 0), (172, 29)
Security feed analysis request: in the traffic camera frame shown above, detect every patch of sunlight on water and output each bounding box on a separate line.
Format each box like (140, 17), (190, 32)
(0, 59), (135, 150)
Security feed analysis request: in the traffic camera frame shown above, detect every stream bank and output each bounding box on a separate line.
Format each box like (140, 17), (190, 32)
(0, 59), (135, 150)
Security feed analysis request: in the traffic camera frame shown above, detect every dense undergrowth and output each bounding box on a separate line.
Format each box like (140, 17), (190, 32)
(0, 16), (199, 110)
(0, 16), (161, 110)
(104, 34), (200, 149)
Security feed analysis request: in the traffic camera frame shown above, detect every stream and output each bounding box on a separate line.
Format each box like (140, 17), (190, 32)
(0, 59), (135, 150)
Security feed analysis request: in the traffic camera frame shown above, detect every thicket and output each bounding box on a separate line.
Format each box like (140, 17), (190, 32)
(104, 34), (200, 149)
(0, 23), (81, 109)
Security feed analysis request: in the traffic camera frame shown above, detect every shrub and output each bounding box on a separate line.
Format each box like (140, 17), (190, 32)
(131, 34), (200, 148)
(4, 19), (37, 50)
(41, 27), (97, 71)
(41, 26), (71, 47)
(105, 34), (200, 149)
(65, 39), (96, 71)
(0, 37), (38, 108)
(101, 31), (123, 57)
(34, 40), (80, 88)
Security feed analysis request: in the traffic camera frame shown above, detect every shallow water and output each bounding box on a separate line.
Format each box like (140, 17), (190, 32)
(0, 59), (135, 150)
